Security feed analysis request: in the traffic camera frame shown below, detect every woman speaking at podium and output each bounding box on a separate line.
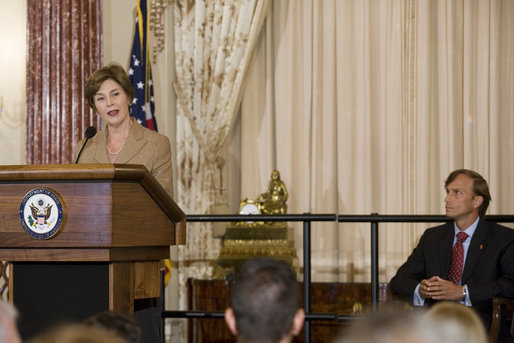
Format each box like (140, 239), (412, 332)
(73, 63), (173, 198)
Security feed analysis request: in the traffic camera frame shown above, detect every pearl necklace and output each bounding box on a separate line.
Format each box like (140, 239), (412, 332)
(106, 144), (123, 155)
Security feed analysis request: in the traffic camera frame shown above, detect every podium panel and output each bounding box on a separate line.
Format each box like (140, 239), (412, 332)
(14, 262), (110, 340)
(0, 164), (185, 341)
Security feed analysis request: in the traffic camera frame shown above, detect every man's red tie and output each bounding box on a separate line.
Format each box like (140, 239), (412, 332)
(447, 232), (468, 284)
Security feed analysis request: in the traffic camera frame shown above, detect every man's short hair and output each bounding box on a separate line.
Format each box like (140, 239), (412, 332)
(231, 258), (300, 342)
(445, 169), (491, 217)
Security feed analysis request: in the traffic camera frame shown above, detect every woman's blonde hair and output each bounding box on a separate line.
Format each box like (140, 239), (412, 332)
(425, 302), (488, 343)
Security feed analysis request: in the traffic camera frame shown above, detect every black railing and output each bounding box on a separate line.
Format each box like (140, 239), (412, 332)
(162, 214), (514, 343)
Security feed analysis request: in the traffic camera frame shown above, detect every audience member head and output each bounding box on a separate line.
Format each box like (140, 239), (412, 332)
(27, 323), (128, 343)
(84, 311), (143, 343)
(445, 169), (491, 217)
(334, 309), (432, 343)
(0, 299), (21, 343)
(225, 258), (304, 343)
(425, 302), (488, 343)
(85, 62), (134, 112)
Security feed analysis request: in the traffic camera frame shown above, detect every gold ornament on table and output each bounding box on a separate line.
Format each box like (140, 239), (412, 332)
(215, 170), (297, 278)
(258, 169), (288, 215)
(238, 169), (288, 227)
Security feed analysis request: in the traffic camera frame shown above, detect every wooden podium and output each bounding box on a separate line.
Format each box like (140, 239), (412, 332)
(0, 164), (185, 340)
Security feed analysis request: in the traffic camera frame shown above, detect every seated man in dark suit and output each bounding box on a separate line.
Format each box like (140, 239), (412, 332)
(224, 258), (305, 343)
(390, 169), (514, 334)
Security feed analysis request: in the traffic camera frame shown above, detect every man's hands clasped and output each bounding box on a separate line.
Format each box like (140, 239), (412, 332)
(419, 276), (464, 301)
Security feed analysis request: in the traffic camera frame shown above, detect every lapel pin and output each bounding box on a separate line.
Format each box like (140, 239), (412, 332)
(479, 244), (484, 250)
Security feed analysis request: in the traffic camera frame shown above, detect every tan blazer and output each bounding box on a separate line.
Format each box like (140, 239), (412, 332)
(74, 118), (173, 197)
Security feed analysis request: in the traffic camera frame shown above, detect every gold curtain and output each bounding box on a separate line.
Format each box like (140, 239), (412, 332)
(26, 0), (103, 164)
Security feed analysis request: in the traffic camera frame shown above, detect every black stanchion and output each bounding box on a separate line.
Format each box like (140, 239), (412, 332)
(370, 214), (379, 310)
(303, 217), (312, 343)
(160, 213), (514, 342)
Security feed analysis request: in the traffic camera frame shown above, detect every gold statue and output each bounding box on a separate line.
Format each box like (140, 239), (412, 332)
(257, 170), (288, 214)
(215, 169), (296, 278)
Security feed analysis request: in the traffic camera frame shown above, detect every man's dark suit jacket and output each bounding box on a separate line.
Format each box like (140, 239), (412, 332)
(390, 219), (514, 328)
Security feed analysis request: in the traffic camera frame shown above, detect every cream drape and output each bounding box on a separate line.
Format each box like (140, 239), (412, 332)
(171, 0), (269, 311)
(163, 0), (512, 340)
(225, 0), (514, 282)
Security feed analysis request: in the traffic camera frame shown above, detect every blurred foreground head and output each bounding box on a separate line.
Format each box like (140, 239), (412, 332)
(0, 300), (21, 343)
(84, 311), (143, 343)
(27, 324), (128, 343)
(334, 310), (432, 343)
(425, 302), (488, 343)
(225, 258), (304, 343)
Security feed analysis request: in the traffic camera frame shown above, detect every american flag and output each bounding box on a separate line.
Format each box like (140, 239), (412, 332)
(128, 0), (157, 131)
(128, 0), (171, 284)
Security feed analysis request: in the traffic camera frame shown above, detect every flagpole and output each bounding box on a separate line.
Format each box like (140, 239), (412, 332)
(144, 0), (151, 106)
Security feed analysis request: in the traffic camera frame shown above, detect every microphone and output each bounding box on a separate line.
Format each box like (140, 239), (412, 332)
(75, 126), (97, 163)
